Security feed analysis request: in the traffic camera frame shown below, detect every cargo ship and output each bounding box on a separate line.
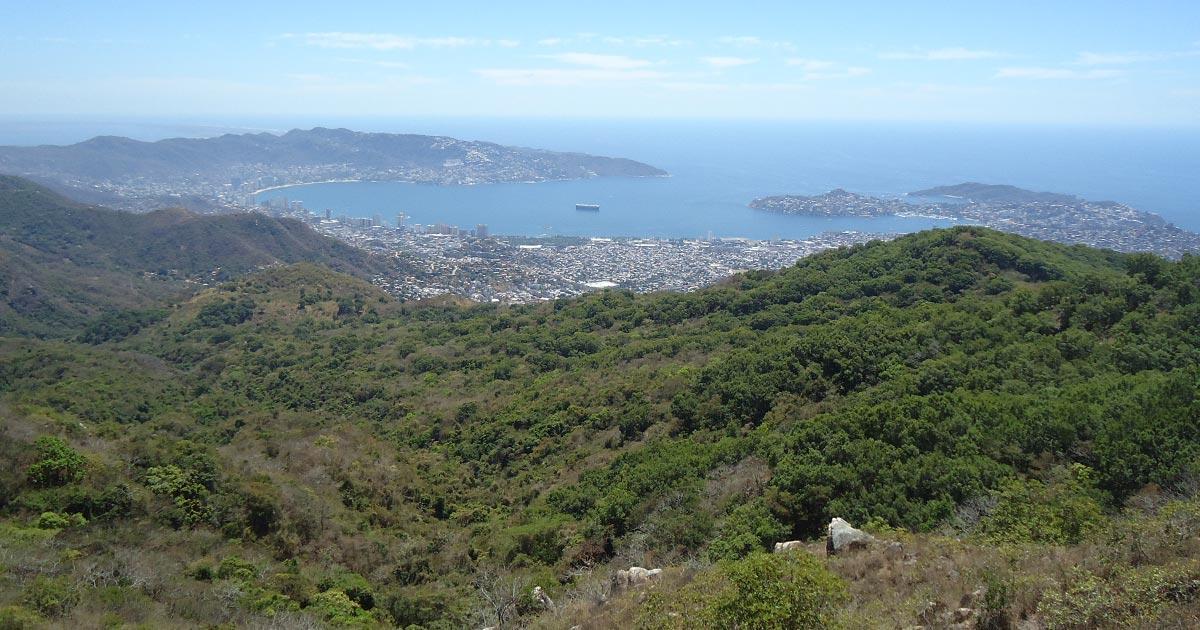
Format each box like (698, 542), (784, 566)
(575, 203), (600, 212)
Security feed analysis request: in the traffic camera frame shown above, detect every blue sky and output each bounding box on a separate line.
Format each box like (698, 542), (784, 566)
(2, 0), (1198, 124)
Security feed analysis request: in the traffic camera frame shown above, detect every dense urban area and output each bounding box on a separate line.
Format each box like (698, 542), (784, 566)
(266, 198), (889, 302)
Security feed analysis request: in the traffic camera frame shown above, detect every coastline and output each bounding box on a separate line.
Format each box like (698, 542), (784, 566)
(250, 171), (670, 197)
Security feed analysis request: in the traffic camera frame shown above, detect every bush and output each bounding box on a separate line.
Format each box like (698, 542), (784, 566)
(0, 605), (43, 629)
(318, 570), (375, 611)
(216, 555), (257, 581)
(33, 512), (84, 530)
(707, 499), (789, 561)
(1038, 562), (1200, 629)
(977, 465), (1106, 545)
(21, 576), (76, 617)
(643, 552), (846, 629)
(26, 437), (86, 487)
(307, 589), (373, 626)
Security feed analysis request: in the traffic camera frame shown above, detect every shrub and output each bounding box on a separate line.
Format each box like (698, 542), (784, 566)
(33, 512), (84, 530)
(1038, 562), (1200, 629)
(701, 552), (847, 628)
(216, 555), (257, 581)
(978, 465), (1106, 545)
(144, 465), (212, 527)
(307, 589), (373, 626)
(0, 605), (43, 629)
(26, 437), (86, 487)
(707, 499), (789, 561)
(318, 570), (375, 611)
(643, 552), (846, 629)
(21, 576), (76, 617)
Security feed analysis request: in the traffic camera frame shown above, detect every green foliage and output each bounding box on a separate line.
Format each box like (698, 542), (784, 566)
(77, 308), (166, 344)
(4, 227), (1200, 627)
(216, 555), (258, 581)
(25, 436), (85, 487)
(0, 605), (43, 629)
(644, 552), (847, 629)
(319, 570), (376, 611)
(33, 512), (84, 530)
(495, 518), (567, 566)
(21, 575), (75, 617)
(145, 465), (212, 527)
(707, 499), (790, 561)
(978, 465), (1107, 545)
(1038, 562), (1200, 629)
(193, 297), (256, 328)
(308, 589), (374, 626)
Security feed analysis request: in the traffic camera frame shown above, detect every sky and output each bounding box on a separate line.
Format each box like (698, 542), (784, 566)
(1, 0), (1198, 125)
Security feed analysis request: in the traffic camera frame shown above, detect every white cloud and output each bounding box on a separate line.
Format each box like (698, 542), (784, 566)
(288, 32), (490, 50)
(802, 67), (872, 80)
(882, 47), (1006, 61)
(996, 67), (1123, 80)
(1075, 49), (1200, 65)
(547, 53), (653, 70)
(496, 39), (521, 48)
(337, 58), (410, 69)
(538, 34), (686, 48)
(474, 68), (664, 86)
(600, 35), (687, 47)
(786, 58), (835, 71)
(717, 35), (795, 50)
(702, 56), (757, 69)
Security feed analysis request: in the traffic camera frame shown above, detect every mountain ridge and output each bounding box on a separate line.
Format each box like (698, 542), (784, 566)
(0, 127), (668, 209)
(0, 175), (388, 337)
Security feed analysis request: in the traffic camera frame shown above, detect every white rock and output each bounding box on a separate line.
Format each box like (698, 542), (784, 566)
(826, 517), (874, 555)
(774, 540), (804, 552)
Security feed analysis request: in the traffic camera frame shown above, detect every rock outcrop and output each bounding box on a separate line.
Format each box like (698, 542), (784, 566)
(774, 540), (804, 552)
(827, 517), (875, 555)
(614, 566), (662, 589)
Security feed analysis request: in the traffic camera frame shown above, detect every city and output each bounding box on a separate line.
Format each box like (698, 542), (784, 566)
(264, 198), (892, 302)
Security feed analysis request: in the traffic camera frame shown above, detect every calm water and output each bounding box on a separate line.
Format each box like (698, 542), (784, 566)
(3, 117), (1197, 238)
(254, 120), (1200, 238)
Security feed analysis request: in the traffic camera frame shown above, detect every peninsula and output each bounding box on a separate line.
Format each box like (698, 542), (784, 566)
(750, 183), (1200, 258)
(0, 127), (667, 212)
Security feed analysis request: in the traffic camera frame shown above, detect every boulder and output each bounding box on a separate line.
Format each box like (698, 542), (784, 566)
(532, 585), (554, 610)
(614, 566), (663, 589)
(773, 540), (804, 552)
(826, 517), (874, 555)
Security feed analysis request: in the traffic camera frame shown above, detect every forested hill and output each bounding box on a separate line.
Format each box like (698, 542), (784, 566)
(0, 175), (386, 337)
(0, 127), (667, 184)
(2, 226), (1200, 627)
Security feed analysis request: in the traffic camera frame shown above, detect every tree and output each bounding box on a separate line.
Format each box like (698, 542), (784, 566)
(27, 436), (86, 487)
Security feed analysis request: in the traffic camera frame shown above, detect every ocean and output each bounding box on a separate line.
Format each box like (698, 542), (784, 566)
(3, 118), (1198, 238)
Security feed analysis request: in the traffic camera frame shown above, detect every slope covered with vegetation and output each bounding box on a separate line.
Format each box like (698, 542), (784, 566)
(0, 175), (386, 337)
(1, 226), (1199, 628)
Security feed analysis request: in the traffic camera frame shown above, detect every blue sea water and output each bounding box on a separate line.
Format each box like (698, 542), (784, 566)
(2, 117), (1197, 238)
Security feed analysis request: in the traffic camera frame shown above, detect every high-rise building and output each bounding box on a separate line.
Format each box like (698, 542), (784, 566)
(475, 224), (488, 238)
(396, 212), (407, 227)
(324, 208), (332, 220)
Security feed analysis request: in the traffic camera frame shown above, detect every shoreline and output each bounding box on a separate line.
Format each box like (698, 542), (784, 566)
(249, 172), (671, 197)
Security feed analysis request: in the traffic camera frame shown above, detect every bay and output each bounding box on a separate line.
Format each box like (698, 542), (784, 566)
(255, 120), (1200, 238)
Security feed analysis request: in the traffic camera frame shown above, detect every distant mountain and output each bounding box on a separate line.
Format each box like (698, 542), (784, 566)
(0, 127), (668, 211)
(908, 182), (1081, 203)
(0, 175), (385, 337)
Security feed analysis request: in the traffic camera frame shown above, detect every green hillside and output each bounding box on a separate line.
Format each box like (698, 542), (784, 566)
(2, 226), (1199, 627)
(0, 175), (386, 337)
